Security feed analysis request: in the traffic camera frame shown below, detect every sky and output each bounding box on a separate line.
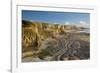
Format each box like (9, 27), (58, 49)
(22, 10), (90, 25)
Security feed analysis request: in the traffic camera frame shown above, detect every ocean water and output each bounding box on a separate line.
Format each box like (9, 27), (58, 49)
(78, 28), (90, 33)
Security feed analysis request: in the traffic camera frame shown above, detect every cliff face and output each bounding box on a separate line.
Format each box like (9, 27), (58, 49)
(22, 20), (90, 62)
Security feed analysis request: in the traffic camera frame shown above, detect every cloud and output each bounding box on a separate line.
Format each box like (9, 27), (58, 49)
(80, 21), (87, 25)
(79, 21), (89, 28)
(54, 22), (57, 24)
(65, 21), (70, 24)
